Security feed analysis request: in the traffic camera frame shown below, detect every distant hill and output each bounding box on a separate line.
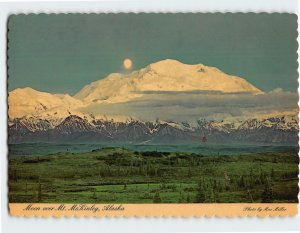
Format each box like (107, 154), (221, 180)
(8, 114), (298, 145)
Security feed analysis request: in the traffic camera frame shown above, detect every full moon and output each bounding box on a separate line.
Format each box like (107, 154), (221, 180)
(123, 58), (133, 69)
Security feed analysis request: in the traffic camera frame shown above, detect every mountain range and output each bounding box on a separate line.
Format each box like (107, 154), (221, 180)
(8, 59), (299, 145)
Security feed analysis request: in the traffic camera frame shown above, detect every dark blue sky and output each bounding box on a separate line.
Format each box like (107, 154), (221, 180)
(8, 13), (298, 95)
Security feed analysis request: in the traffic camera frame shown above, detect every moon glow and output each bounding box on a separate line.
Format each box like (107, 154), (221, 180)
(123, 58), (133, 69)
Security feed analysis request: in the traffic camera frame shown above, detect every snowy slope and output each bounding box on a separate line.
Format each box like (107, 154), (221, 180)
(8, 87), (84, 119)
(74, 59), (263, 103)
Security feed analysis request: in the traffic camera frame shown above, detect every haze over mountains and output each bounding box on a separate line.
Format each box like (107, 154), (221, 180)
(8, 60), (299, 144)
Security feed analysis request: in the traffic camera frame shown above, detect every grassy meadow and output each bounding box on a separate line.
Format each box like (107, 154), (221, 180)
(8, 147), (299, 203)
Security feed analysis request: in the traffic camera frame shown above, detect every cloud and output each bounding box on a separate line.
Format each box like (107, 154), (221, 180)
(134, 90), (257, 95)
(79, 89), (299, 122)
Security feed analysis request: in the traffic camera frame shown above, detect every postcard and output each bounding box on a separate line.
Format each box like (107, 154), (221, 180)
(7, 13), (299, 217)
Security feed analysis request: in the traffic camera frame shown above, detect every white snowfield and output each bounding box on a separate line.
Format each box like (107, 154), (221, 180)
(9, 59), (296, 128)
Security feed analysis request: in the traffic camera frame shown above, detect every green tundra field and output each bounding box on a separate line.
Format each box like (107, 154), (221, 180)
(8, 147), (299, 203)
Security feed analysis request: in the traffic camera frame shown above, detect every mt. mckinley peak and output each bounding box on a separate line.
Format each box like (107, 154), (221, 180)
(9, 59), (265, 121)
(8, 59), (296, 138)
(73, 59), (263, 104)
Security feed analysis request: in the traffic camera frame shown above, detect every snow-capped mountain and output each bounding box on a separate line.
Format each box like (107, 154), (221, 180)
(8, 59), (263, 120)
(74, 59), (263, 103)
(8, 114), (299, 144)
(8, 87), (84, 119)
(7, 59), (298, 145)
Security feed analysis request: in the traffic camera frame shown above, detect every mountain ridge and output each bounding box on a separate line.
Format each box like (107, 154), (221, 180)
(74, 59), (263, 103)
(8, 59), (263, 120)
(8, 114), (299, 145)
(8, 59), (298, 145)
